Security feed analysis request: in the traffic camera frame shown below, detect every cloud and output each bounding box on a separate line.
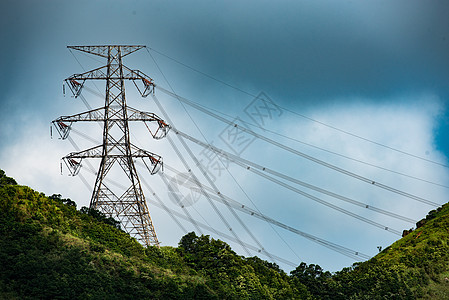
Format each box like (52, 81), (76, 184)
(151, 0), (449, 102)
(1, 61), (448, 273)
(1, 0), (449, 273)
(0, 121), (92, 204)
(135, 91), (449, 271)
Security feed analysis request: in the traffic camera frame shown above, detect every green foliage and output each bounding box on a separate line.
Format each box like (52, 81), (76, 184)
(79, 206), (121, 230)
(0, 171), (306, 299)
(177, 232), (307, 299)
(290, 262), (333, 298)
(0, 173), (215, 299)
(0, 169), (17, 187)
(49, 194), (77, 209)
(1, 169), (449, 299)
(291, 202), (449, 299)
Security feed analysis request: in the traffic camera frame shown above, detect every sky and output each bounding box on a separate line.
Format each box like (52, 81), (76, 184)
(1, 0), (449, 272)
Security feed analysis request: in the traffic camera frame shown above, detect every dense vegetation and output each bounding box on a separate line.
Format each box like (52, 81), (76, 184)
(288, 204), (449, 299)
(1, 169), (448, 299)
(0, 170), (308, 299)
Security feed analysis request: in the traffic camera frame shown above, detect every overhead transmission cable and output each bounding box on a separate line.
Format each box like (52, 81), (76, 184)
(147, 47), (286, 263)
(147, 46), (299, 262)
(157, 86), (441, 208)
(147, 49), (257, 257)
(65, 45), (369, 258)
(66, 95), (295, 265)
(164, 137), (403, 236)
(162, 164), (370, 261)
(158, 171), (204, 235)
(78, 70), (427, 265)
(70, 124), (414, 235)
(147, 47), (449, 169)
(79, 80), (299, 262)
(139, 173), (299, 267)
(157, 93), (448, 189)
(65, 125), (373, 262)
(173, 128), (417, 224)
(79, 79), (449, 190)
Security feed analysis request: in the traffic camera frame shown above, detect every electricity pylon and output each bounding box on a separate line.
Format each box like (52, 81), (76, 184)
(52, 45), (169, 247)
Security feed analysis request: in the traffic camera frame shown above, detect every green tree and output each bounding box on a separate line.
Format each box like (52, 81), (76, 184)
(290, 262), (334, 298)
(79, 206), (121, 230)
(0, 169), (17, 186)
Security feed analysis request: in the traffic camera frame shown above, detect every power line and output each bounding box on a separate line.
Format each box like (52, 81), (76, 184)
(147, 48), (300, 263)
(158, 86), (441, 208)
(67, 46), (278, 260)
(158, 171), (204, 235)
(70, 116), (392, 258)
(157, 103), (253, 256)
(174, 128), (417, 224)
(148, 49), (279, 259)
(144, 188), (300, 267)
(163, 164), (371, 261)
(147, 47), (449, 169)
(69, 98), (301, 262)
(166, 136), (404, 236)
(80, 82), (449, 190)
(157, 94), (448, 189)
(71, 83), (420, 236)
(63, 47), (374, 264)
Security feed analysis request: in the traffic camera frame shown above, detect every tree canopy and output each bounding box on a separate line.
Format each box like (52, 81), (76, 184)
(1, 168), (448, 299)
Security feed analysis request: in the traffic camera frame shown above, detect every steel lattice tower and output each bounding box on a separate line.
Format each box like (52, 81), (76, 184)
(52, 45), (169, 247)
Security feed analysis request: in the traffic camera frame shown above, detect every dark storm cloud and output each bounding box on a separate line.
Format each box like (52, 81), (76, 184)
(2, 0), (448, 105)
(1, 0), (448, 272)
(149, 0), (449, 103)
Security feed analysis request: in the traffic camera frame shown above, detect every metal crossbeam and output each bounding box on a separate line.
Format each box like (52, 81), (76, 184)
(68, 45), (146, 58)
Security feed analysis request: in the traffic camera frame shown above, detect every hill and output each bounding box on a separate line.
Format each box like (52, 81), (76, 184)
(1, 169), (448, 299)
(288, 202), (449, 299)
(0, 170), (308, 299)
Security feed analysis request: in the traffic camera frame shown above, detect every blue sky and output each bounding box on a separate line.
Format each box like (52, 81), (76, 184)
(1, 0), (448, 272)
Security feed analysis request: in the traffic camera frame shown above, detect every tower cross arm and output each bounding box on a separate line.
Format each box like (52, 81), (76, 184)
(64, 65), (107, 97)
(127, 107), (170, 139)
(65, 65), (156, 98)
(66, 65), (108, 81)
(67, 45), (146, 58)
(52, 107), (105, 139)
(67, 64), (155, 81)
(122, 66), (155, 97)
(54, 107), (105, 123)
(61, 145), (103, 176)
(64, 145), (103, 159)
(130, 144), (163, 175)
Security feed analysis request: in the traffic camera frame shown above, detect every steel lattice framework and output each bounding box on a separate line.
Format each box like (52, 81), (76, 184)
(53, 45), (169, 247)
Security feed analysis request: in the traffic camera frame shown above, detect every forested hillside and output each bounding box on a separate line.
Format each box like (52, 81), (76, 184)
(1, 169), (448, 299)
(0, 170), (308, 299)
